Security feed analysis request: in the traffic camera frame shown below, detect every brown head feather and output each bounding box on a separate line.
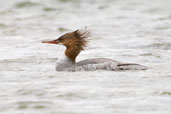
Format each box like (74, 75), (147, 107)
(57, 28), (91, 63)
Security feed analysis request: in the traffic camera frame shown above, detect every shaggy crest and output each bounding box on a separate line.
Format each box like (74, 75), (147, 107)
(60, 28), (91, 62)
(61, 28), (91, 50)
(74, 29), (90, 50)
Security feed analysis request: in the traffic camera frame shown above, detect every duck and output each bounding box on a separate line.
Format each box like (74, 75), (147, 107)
(42, 29), (147, 71)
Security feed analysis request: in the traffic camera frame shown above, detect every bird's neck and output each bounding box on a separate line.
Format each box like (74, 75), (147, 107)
(65, 46), (81, 63)
(55, 46), (81, 71)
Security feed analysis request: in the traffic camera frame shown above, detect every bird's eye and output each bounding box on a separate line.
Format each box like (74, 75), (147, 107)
(58, 38), (63, 42)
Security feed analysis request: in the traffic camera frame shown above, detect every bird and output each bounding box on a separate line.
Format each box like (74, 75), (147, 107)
(42, 29), (147, 71)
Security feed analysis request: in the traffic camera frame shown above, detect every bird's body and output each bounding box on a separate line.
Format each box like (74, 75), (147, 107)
(42, 29), (147, 71)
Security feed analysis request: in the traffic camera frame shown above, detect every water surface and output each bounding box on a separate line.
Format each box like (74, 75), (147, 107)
(0, 0), (171, 114)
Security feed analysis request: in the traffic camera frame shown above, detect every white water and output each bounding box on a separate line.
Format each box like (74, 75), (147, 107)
(0, 0), (171, 114)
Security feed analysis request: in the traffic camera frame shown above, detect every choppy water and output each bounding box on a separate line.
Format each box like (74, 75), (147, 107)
(0, 0), (171, 114)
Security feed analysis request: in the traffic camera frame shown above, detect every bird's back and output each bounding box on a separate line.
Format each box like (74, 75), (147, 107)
(73, 58), (147, 71)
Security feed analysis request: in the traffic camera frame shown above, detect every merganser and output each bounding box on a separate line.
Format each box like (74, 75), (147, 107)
(42, 29), (147, 71)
